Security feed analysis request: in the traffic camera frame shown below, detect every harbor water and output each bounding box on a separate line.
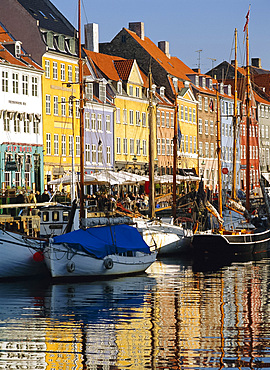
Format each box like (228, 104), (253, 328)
(1, 252), (270, 369)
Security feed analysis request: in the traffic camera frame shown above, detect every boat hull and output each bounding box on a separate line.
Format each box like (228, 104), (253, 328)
(0, 230), (47, 278)
(44, 243), (157, 278)
(191, 228), (270, 256)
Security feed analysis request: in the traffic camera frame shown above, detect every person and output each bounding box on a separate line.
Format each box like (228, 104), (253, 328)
(35, 190), (42, 203)
(41, 190), (50, 202)
(28, 190), (37, 204)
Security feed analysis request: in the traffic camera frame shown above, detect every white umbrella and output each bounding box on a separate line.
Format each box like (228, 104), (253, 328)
(117, 170), (148, 184)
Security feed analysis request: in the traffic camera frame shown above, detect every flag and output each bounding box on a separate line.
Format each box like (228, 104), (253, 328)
(243, 6), (250, 32)
(177, 123), (182, 148)
(209, 99), (214, 112)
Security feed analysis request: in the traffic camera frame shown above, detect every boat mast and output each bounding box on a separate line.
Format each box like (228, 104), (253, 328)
(78, 0), (85, 219)
(172, 92), (178, 220)
(245, 15), (251, 211)
(148, 67), (155, 219)
(216, 83), (223, 221)
(232, 28), (238, 200)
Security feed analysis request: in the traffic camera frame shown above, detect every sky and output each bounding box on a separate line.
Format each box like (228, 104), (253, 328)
(51, 0), (270, 74)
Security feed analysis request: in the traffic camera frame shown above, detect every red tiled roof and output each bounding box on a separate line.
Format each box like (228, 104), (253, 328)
(113, 59), (134, 81)
(83, 49), (125, 81)
(125, 28), (192, 81)
(254, 91), (270, 105)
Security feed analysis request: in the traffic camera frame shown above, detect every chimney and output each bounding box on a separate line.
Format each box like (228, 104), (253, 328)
(251, 58), (261, 68)
(158, 41), (170, 58)
(84, 23), (99, 52)
(128, 22), (144, 40)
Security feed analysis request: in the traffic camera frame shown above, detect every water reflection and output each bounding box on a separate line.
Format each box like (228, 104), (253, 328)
(0, 256), (270, 369)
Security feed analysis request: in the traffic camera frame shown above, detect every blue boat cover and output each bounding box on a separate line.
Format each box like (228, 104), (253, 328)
(52, 224), (151, 258)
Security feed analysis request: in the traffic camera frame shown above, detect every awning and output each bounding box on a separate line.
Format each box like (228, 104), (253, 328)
(262, 172), (270, 183)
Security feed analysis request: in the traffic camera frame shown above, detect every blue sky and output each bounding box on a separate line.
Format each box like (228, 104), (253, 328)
(52, 0), (270, 73)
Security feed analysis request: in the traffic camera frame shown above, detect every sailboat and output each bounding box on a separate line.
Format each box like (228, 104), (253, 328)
(43, 0), (157, 278)
(131, 68), (193, 256)
(191, 21), (270, 257)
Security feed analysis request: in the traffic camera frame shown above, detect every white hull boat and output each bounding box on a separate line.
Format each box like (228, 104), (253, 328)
(0, 229), (47, 278)
(134, 219), (192, 256)
(44, 224), (156, 278)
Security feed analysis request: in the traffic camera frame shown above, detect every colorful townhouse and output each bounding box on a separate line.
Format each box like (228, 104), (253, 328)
(188, 72), (218, 190)
(83, 26), (150, 174)
(0, 0), (81, 189)
(0, 23), (44, 192)
(99, 22), (198, 176)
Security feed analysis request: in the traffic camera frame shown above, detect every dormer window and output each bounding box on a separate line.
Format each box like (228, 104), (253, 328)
(135, 86), (140, 98)
(46, 31), (54, 48)
(227, 85), (231, 96)
(99, 82), (106, 102)
(220, 82), (224, 94)
(117, 81), (122, 95)
(15, 42), (21, 57)
(172, 78), (178, 93)
(152, 84), (156, 94)
(57, 35), (65, 52)
(209, 79), (213, 89)
(160, 86), (165, 97)
(85, 82), (93, 100)
(68, 38), (76, 54)
(202, 77), (206, 88)
(195, 75), (199, 87)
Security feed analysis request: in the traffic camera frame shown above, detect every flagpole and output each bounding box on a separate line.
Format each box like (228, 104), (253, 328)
(172, 92), (178, 220)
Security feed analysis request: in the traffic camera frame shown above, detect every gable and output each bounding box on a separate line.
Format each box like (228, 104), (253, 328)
(128, 60), (144, 85)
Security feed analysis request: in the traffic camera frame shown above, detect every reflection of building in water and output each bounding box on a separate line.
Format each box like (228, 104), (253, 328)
(0, 323), (47, 369)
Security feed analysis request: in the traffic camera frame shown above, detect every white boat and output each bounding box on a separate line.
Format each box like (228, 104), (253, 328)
(0, 229), (47, 278)
(44, 223), (157, 278)
(134, 218), (192, 256)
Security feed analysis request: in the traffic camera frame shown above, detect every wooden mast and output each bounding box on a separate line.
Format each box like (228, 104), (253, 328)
(245, 13), (251, 211)
(232, 28), (238, 200)
(78, 0), (85, 220)
(216, 83), (223, 222)
(172, 92), (178, 220)
(148, 67), (155, 219)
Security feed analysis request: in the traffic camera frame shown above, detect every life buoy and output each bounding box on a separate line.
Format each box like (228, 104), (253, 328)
(104, 257), (113, 269)
(67, 261), (75, 273)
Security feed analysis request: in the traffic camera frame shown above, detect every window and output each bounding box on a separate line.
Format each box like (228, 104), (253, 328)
(123, 138), (128, 154)
(75, 67), (79, 82)
(2, 71), (8, 92)
(199, 141), (203, 156)
(129, 85), (133, 96)
(198, 96), (202, 110)
(117, 81), (122, 94)
(54, 134), (59, 155)
(85, 144), (90, 162)
(166, 112), (170, 128)
(61, 135), (66, 156)
(136, 111), (140, 126)
(46, 95), (51, 114)
(198, 119), (202, 134)
(129, 110), (134, 125)
(135, 86), (140, 97)
(53, 96), (58, 116)
(142, 112), (146, 127)
(130, 139), (135, 155)
(60, 63), (65, 81)
(210, 142), (214, 157)
(204, 97), (208, 111)
(97, 114), (102, 131)
(189, 136), (193, 153)
(162, 138), (165, 155)
(116, 137), (121, 154)
(157, 138), (161, 155)
(68, 65), (73, 82)
(193, 108), (196, 123)
(61, 97), (66, 117)
(185, 135), (188, 153)
(23, 118), (29, 133)
(12, 73), (18, 94)
(136, 139), (141, 155)
(98, 144), (103, 163)
(32, 77), (38, 96)
(193, 136), (196, 154)
(4, 117), (10, 131)
(75, 100), (79, 118)
(21, 74), (28, 95)
(189, 107), (192, 122)
(171, 112), (174, 128)
(85, 112), (90, 129)
(99, 83), (106, 102)
(68, 135), (73, 156)
(185, 106), (188, 121)
(143, 140), (147, 156)
(157, 111), (160, 126)
(205, 120), (209, 135)
(76, 136), (80, 156)
(53, 62), (58, 80)
(181, 105), (184, 120)
(210, 120), (214, 135)
(14, 116), (20, 132)
(92, 144), (96, 163)
(166, 139), (170, 155)
(85, 82), (93, 100)
(161, 111), (165, 127)
(45, 60), (50, 78)
(91, 113), (96, 130)
(46, 133), (51, 155)
(33, 118), (39, 134)
(123, 109), (127, 124)
(205, 142), (209, 157)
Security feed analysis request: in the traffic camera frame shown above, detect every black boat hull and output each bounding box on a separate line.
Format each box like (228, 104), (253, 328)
(191, 229), (270, 256)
